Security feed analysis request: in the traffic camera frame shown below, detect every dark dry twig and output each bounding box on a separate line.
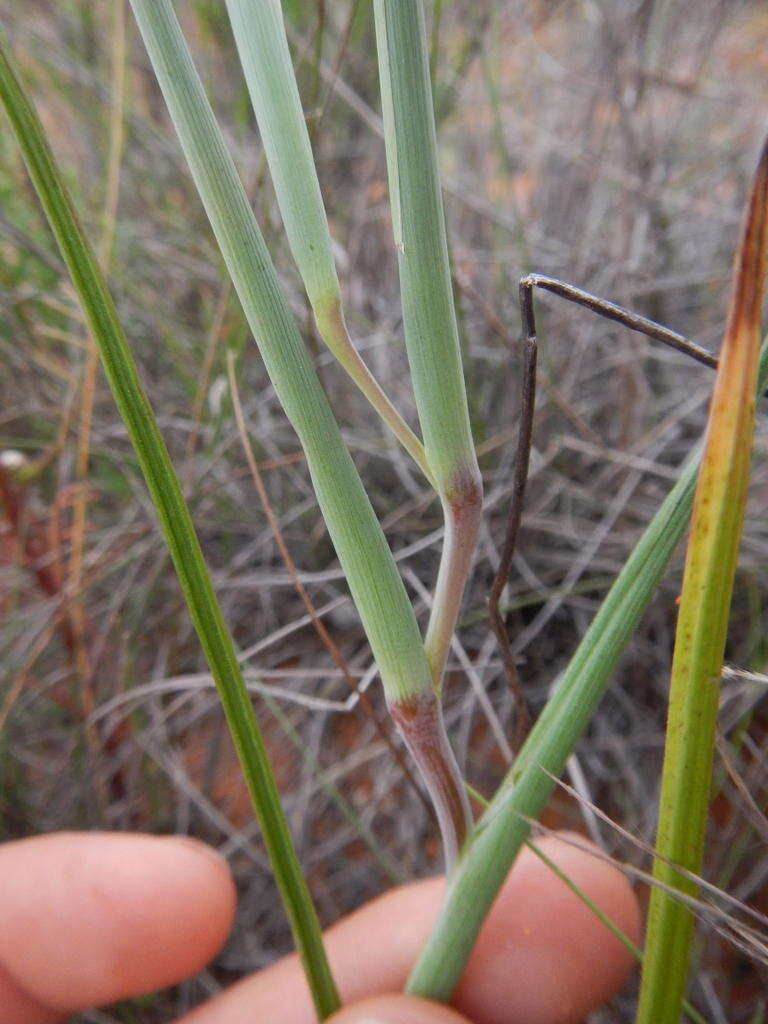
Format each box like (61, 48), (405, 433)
(487, 292), (536, 752)
(519, 274), (717, 370)
(489, 274), (722, 753)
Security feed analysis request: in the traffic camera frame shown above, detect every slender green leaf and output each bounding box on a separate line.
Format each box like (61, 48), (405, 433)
(374, 0), (482, 690)
(226, 0), (338, 315)
(0, 30), (339, 1019)
(224, 0), (432, 481)
(373, 0), (476, 489)
(636, 140), (768, 1023)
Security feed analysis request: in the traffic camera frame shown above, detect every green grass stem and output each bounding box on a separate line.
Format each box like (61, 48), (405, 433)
(127, 0), (432, 709)
(126, 0), (470, 868)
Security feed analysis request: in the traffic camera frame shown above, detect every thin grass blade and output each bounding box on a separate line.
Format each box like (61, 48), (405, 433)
(374, 0), (482, 712)
(372, 0), (476, 490)
(224, 0), (431, 480)
(0, 31), (339, 1018)
(227, 0), (337, 315)
(636, 140), (768, 1023)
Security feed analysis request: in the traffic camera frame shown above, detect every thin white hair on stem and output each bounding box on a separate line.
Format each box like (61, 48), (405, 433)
(532, 773), (768, 939)
(519, 819), (768, 967)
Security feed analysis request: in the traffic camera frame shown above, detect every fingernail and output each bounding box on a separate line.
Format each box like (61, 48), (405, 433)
(328, 995), (462, 1024)
(335, 1015), (397, 1024)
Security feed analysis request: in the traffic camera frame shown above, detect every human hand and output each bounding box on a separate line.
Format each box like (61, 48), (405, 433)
(0, 831), (639, 1024)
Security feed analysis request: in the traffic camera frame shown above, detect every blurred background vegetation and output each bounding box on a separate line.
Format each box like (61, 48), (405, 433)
(1, 1), (767, 1019)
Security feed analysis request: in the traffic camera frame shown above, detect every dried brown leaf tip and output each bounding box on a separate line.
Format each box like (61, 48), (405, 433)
(698, 135), (768, 497)
(719, 135), (768, 377)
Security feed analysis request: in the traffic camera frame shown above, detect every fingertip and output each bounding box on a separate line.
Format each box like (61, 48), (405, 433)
(0, 962), (59, 1024)
(329, 994), (472, 1024)
(0, 832), (236, 1014)
(170, 834), (238, 909)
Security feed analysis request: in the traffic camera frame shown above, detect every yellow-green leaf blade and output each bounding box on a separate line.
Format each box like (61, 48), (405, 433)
(636, 137), (768, 1024)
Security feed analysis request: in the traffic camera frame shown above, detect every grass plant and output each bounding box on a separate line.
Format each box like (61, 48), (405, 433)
(1, 1), (766, 1020)
(127, 0), (471, 873)
(373, 0), (483, 696)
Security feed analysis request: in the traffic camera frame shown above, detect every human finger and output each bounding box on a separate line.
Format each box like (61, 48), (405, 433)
(0, 831), (236, 1022)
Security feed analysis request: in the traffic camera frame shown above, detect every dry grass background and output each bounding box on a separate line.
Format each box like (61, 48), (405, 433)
(1, 1), (768, 1020)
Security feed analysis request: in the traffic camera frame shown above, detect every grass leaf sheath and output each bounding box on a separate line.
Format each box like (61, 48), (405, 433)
(0, 29), (340, 1019)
